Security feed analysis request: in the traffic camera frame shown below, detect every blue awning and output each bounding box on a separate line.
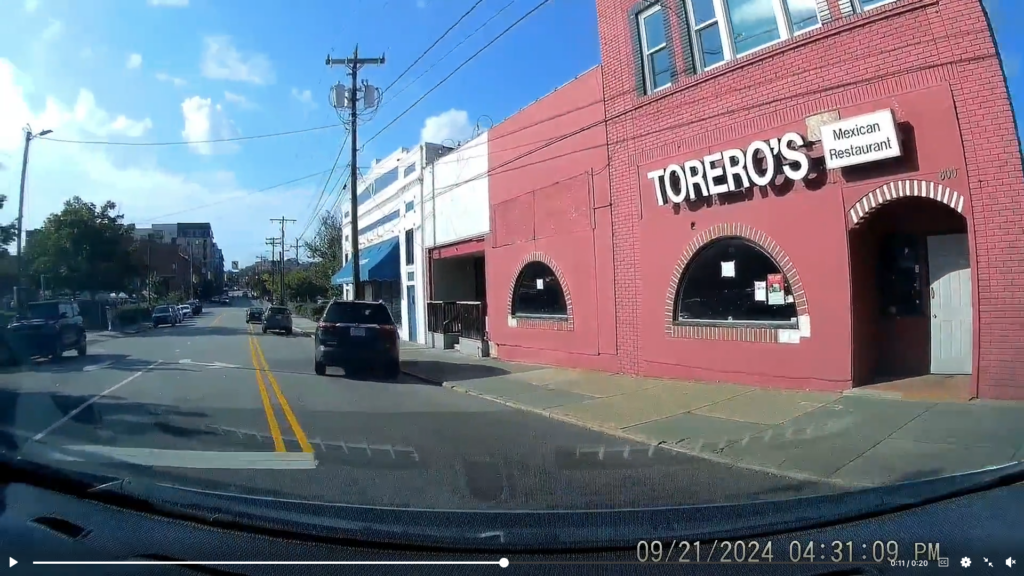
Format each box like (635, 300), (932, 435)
(331, 236), (401, 285)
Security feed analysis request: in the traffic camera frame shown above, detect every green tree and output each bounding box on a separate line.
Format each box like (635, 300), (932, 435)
(303, 211), (344, 290)
(285, 268), (326, 302)
(0, 194), (16, 254)
(24, 197), (139, 293)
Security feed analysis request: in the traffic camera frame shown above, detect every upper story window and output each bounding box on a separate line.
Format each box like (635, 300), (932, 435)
(686, 0), (820, 71)
(637, 5), (673, 93)
(854, 0), (896, 11)
(403, 165), (416, 178)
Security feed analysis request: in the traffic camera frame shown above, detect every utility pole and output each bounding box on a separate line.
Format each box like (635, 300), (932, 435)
(265, 238), (280, 304)
(146, 241), (152, 307)
(15, 126), (52, 307)
(270, 217), (296, 305)
(292, 237), (302, 262)
(327, 46), (384, 301)
(187, 240), (195, 300)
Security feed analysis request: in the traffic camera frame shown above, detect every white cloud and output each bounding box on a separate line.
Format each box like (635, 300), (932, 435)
(290, 87), (316, 109)
(420, 109), (473, 144)
(223, 91), (257, 109)
(126, 53), (142, 70)
(24, 0), (39, 13)
(0, 58), (309, 265)
(200, 36), (275, 85)
(180, 95), (240, 155)
(155, 72), (186, 86)
(147, 0), (189, 6)
(41, 19), (62, 42)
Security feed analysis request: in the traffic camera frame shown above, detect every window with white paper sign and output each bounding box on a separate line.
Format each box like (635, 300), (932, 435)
(512, 261), (567, 318)
(675, 237), (797, 325)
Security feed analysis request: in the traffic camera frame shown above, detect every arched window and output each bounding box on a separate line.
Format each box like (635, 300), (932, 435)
(511, 261), (568, 317)
(675, 237), (797, 325)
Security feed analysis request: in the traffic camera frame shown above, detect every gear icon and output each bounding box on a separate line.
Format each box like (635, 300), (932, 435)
(960, 557), (971, 567)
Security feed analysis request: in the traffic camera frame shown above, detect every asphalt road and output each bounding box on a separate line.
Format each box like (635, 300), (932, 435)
(0, 299), (842, 510)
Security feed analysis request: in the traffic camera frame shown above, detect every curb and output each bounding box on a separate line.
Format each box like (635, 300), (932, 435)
(403, 370), (866, 490)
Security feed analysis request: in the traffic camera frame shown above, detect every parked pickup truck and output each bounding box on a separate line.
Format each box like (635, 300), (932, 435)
(6, 300), (87, 362)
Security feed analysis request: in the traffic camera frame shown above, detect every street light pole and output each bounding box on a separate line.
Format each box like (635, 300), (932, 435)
(15, 126), (52, 305)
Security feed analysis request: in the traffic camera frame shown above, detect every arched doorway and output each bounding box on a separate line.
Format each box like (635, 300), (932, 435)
(848, 185), (972, 399)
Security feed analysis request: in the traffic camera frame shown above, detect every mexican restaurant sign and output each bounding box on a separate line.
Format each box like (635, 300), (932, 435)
(646, 133), (810, 207)
(819, 109), (902, 170)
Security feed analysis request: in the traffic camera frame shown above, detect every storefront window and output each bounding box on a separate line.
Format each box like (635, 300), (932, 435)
(675, 237), (798, 324)
(511, 261), (568, 318)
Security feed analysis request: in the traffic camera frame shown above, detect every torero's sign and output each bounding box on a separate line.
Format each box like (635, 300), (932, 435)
(647, 132), (810, 206)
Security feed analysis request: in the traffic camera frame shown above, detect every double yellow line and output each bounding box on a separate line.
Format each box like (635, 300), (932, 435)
(247, 323), (313, 453)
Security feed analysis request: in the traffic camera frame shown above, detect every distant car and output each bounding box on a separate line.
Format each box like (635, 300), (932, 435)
(6, 300), (87, 361)
(245, 307), (264, 323)
(313, 300), (399, 379)
(187, 300), (203, 315)
(262, 306), (293, 335)
(152, 305), (177, 328)
(177, 304), (192, 319)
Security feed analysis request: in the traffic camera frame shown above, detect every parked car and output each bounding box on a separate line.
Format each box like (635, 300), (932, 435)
(6, 299), (87, 361)
(188, 300), (203, 315)
(177, 304), (192, 319)
(151, 305), (177, 328)
(313, 299), (399, 379)
(245, 307), (264, 323)
(169, 305), (182, 323)
(262, 306), (293, 335)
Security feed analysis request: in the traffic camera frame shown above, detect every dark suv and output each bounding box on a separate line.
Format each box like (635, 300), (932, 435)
(313, 300), (399, 379)
(6, 300), (86, 362)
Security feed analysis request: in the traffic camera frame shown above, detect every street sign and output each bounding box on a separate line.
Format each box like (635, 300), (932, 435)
(231, 260), (239, 270)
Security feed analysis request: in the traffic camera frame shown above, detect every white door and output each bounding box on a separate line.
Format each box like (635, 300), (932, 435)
(927, 234), (972, 374)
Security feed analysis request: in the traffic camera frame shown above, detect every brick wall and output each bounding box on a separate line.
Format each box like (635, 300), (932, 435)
(486, 68), (620, 371)
(596, 0), (1024, 398)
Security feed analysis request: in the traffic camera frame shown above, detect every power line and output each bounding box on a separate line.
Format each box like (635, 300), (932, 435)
(298, 133), (350, 238)
(36, 122), (343, 147)
(360, 0), (553, 151)
(385, 0), (519, 105)
(346, 31), (978, 232)
(380, 0), (486, 96)
(134, 169), (333, 223)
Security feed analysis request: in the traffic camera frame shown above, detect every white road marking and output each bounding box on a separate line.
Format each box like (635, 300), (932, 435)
(59, 446), (318, 469)
(178, 359), (241, 369)
(31, 361), (161, 442)
(83, 361), (114, 372)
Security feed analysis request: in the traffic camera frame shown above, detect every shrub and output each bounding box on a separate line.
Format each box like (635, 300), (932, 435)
(114, 305), (152, 326)
(294, 302), (327, 320)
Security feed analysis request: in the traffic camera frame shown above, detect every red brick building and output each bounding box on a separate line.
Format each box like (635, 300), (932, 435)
(486, 0), (1023, 400)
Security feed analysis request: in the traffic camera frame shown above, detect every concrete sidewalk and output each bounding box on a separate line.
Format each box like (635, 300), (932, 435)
(396, 344), (1024, 488)
(86, 323), (153, 345)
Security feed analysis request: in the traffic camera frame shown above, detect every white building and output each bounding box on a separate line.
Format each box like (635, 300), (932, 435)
(331, 143), (452, 343)
(420, 131), (490, 354)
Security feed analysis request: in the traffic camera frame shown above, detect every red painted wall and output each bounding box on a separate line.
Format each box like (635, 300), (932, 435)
(596, 0), (1024, 398)
(487, 67), (619, 371)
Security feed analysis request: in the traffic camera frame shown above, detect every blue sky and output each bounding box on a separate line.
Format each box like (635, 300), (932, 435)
(0, 0), (599, 266)
(0, 0), (1019, 268)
